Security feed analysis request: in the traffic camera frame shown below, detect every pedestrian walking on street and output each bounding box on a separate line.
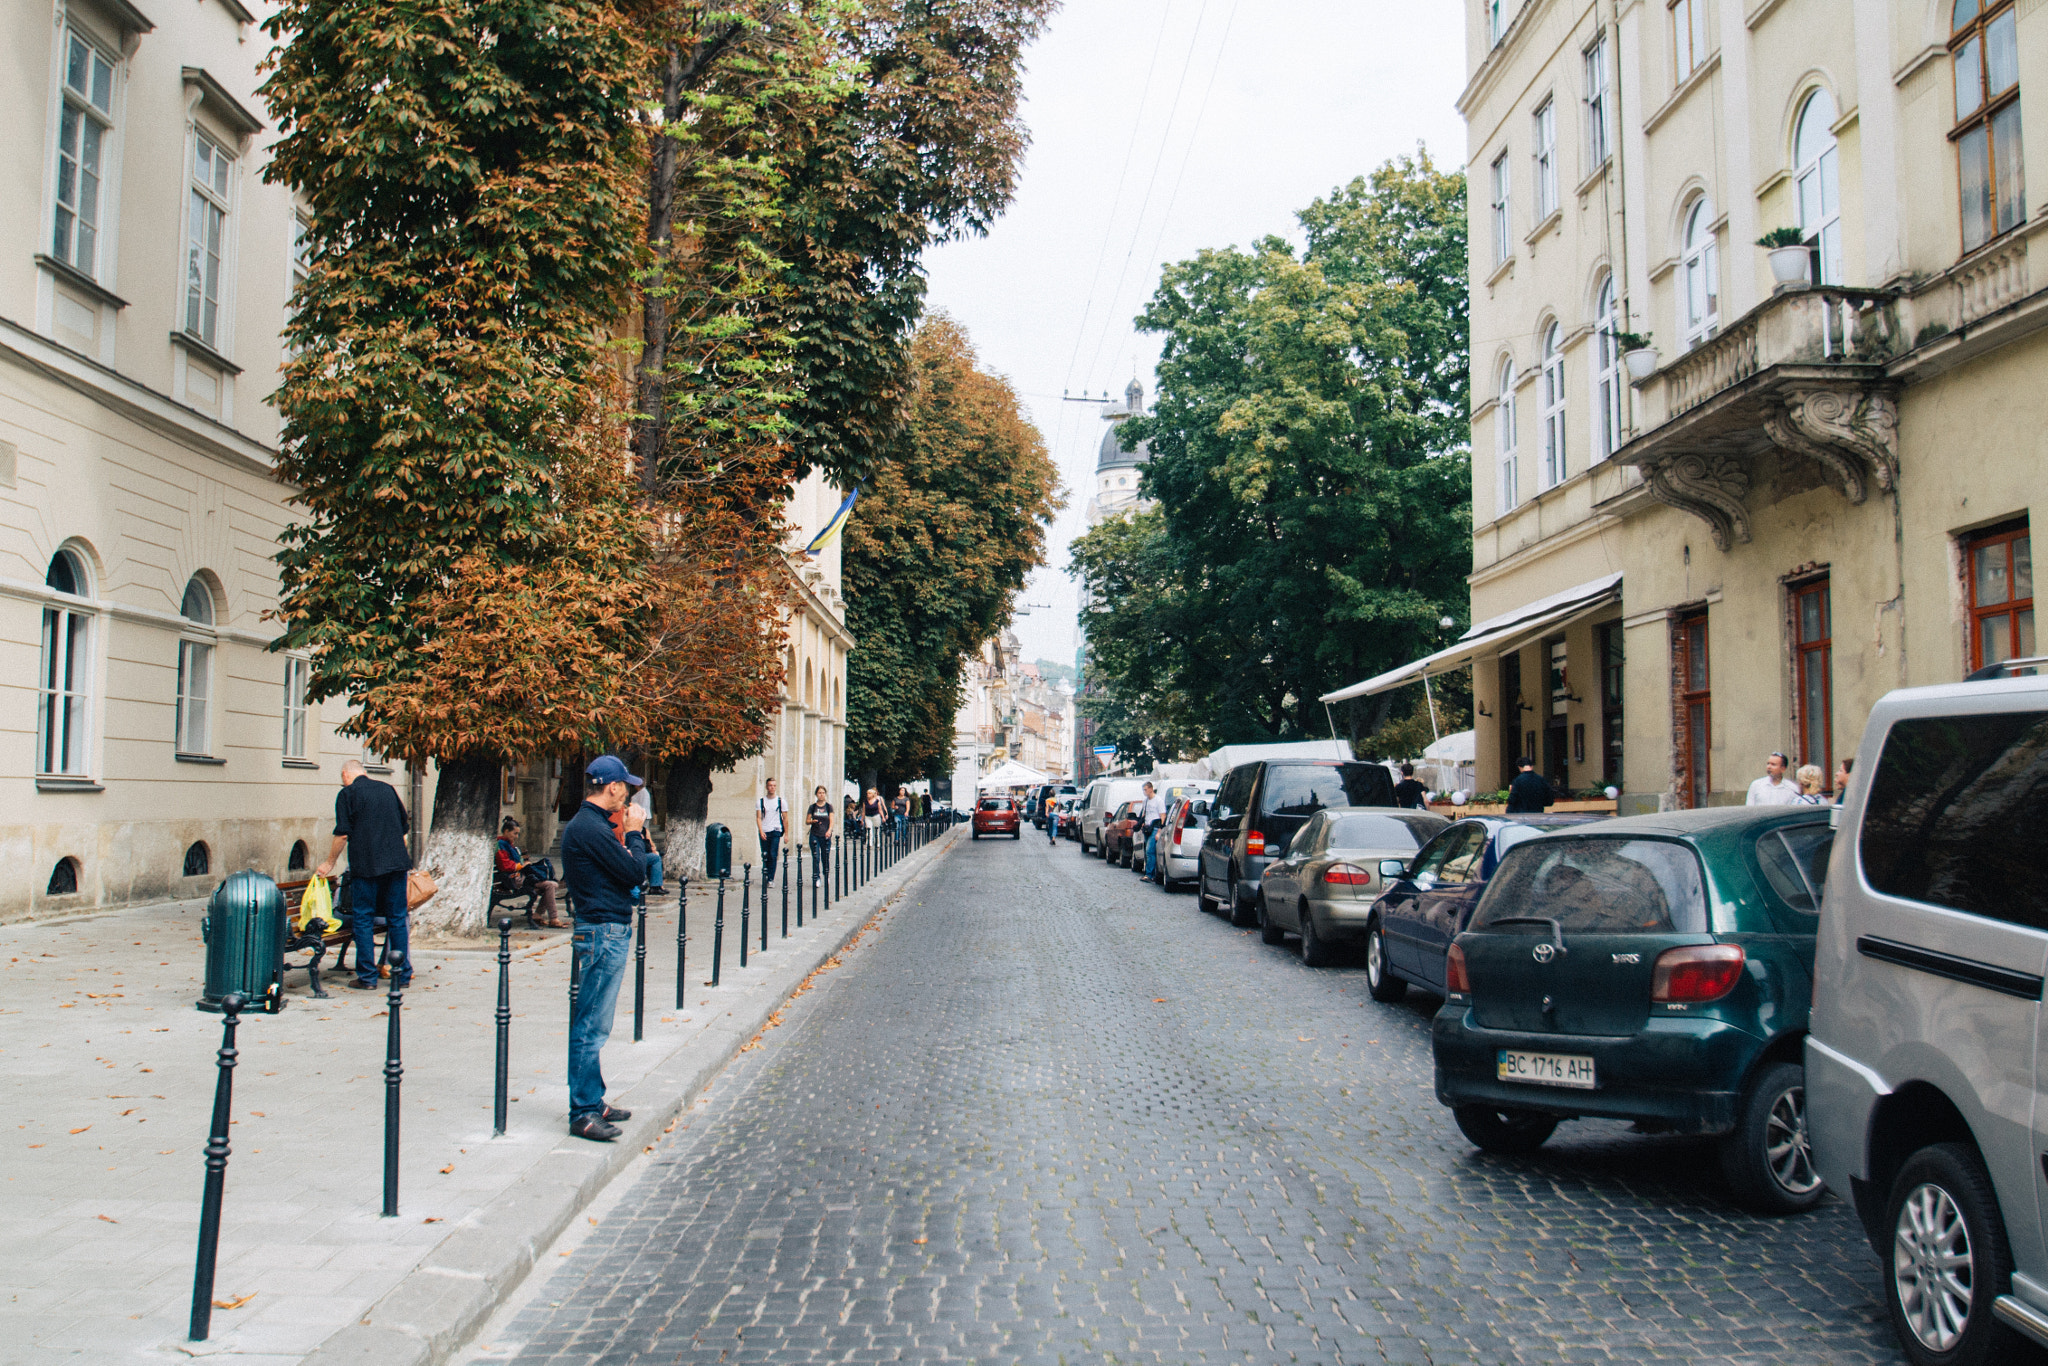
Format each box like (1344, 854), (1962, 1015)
(1138, 781), (1166, 879)
(891, 788), (909, 839)
(1504, 756), (1554, 814)
(806, 785), (834, 869)
(1745, 752), (1802, 806)
(1047, 798), (1060, 844)
(863, 788), (884, 837)
(316, 758), (413, 991)
(497, 817), (564, 928)
(1392, 763), (1429, 809)
(1794, 763), (1827, 804)
(562, 755), (653, 1142)
(757, 778), (790, 885)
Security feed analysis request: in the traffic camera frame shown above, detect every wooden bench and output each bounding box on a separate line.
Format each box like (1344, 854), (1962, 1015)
(277, 877), (389, 998)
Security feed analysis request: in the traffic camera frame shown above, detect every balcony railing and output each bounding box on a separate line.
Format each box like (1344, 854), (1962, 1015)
(1648, 287), (1901, 427)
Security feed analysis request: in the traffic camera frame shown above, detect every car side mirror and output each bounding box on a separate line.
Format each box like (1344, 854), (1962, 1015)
(1379, 859), (1409, 879)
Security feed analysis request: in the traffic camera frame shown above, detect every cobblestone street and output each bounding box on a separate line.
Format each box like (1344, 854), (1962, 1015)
(469, 834), (1914, 1365)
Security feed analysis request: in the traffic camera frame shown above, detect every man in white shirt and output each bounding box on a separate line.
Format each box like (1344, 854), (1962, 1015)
(1745, 752), (1802, 806)
(756, 778), (790, 884)
(1138, 782), (1167, 878)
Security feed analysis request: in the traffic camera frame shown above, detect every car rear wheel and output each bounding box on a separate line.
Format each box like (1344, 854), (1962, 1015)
(1454, 1105), (1557, 1155)
(1720, 1061), (1825, 1214)
(1257, 893), (1285, 945)
(1197, 876), (1219, 915)
(1227, 878), (1257, 928)
(1364, 919), (1406, 1002)
(1299, 901), (1337, 968)
(1885, 1142), (2019, 1366)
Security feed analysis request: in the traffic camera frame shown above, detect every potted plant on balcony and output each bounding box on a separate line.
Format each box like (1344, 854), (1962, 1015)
(1758, 227), (1811, 287)
(1615, 330), (1658, 382)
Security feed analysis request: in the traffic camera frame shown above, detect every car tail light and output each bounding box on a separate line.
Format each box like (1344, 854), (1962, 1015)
(1321, 863), (1373, 885)
(1246, 830), (1265, 857)
(1446, 942), (1470, 994)
(1650, 944), (1746, 1003)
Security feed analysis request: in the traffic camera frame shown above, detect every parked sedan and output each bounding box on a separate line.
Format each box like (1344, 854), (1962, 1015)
(1431, 806), (1834, 1214)
(1255, 810), (1449, 965)
(1103, 800), (1142, 866)
(971, 797), (1021, 839)
(1155, 795), (1210, 889)
(1364, 815), (1606, 1003)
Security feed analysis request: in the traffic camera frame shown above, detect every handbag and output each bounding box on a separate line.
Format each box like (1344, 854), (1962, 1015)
(406, 868), (438, 909)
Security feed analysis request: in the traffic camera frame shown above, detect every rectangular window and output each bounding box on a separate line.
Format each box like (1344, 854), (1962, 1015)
(1675, 611), (1710, 809)
(185, 135), (232, 347)
(1584, 37), (1611, 168)
(1599, 620), (1625, 786)
(1965, 522), (2034, 671)
(1793, 578), (1832, 780)
(1671, 0), (1707, 80)
(1490, 151), (1512, 265)
(1532, 101), (1558, 220)
(52, 30), (116, 277)
(39, 605), (91, 776)
(1953, 0), (2024, 252)
(282, 656), (310, 759)
(1486, 0), (1506, 46)
(1859, 710), (2048, 929)
(176, 639), (212, 755)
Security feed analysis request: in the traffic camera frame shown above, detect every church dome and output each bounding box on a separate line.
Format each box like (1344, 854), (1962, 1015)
(1096, 379), (1151, 471)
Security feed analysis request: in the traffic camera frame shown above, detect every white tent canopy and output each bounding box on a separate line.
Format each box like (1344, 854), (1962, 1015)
(977, 760), (1049, 790)
(1319, 573), (1623, 703)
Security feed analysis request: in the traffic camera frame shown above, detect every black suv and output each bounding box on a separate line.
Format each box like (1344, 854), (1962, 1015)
(1197, 761), (1396, 927)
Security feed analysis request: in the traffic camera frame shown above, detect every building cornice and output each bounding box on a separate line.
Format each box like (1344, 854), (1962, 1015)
(779, 554), (854, 649)
(0, 315), (278, 479)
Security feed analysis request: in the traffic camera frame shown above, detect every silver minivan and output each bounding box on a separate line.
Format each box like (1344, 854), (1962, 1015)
(1808, 670), (2048, 1366)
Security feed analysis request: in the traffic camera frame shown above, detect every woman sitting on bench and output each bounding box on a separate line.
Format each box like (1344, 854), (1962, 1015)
(497, 818), (565, 927)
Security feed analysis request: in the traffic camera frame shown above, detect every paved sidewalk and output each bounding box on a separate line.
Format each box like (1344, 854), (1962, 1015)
(0, 827), (958, 1365)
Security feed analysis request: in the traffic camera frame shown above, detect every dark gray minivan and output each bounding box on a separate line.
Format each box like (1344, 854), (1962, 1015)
(1196, 760), (1396, 928)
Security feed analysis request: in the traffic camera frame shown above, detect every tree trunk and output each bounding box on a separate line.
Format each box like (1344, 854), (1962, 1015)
(415, 755), (500, 936)
(663, 756), (715, 880)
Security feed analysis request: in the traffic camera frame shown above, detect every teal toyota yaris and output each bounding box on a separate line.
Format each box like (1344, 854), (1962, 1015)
(1430, 806), (1834, 1213)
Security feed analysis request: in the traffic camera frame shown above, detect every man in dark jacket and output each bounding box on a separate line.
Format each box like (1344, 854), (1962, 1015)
(1392, 764), (1430, 810)
(315, 759), (412, 990)
(561, 755), (653, 1142)
(1504, 756), (1555, 814)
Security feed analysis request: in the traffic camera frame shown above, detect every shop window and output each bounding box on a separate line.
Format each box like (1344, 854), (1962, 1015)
(1599, 620), (1625, 786)
(1965, 520), (2034, 670)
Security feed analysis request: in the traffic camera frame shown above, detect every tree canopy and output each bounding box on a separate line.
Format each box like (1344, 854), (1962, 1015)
(844, 316), (1062, 787)
(1072, 152), (1471, 757)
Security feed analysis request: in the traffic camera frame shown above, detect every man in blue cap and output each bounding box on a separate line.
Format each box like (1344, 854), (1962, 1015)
(561, 755), (653, 1141)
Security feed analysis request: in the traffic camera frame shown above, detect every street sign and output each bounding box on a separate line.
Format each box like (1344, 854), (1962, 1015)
(1091, 745), (1117, 757)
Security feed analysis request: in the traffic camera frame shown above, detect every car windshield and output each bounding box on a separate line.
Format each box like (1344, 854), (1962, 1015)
(1473, 837), (1708, 934)
(1324, 813), (1441, 850)
(1258, 763), (1395, 816)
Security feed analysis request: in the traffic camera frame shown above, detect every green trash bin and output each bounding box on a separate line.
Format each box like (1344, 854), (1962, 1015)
(704, 823), (732, 880)
(198, 870), (286, 1014)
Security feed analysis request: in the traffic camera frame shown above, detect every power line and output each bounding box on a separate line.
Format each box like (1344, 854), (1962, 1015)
(1138, 0), (1241, 299)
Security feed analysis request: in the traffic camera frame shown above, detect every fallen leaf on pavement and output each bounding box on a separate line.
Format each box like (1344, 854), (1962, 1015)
(96, 1214), (118, 1224)
(438, 1165), (453, 1174)
(422, 1217), (442, 1224)
(912, 1237), (928, 1245)
(1153, 998), (1167, 1003)
(212, 1293), (255, 1310)
(69, 1126), (90, 1135)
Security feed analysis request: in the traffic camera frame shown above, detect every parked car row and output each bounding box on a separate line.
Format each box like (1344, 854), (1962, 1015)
(1047, 671), (2048, 1364)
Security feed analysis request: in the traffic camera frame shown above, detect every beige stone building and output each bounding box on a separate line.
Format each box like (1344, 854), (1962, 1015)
(1338, 0), (2044, 813)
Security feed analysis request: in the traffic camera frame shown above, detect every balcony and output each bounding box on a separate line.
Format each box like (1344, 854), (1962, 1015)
(1617, 286), (1902, 551)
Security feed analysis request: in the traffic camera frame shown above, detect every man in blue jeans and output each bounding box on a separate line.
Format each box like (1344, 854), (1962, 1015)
(561, 755), (654, 1142)
(315, 759), (413, 990)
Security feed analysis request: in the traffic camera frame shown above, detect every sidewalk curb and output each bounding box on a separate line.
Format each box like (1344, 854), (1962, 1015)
(293, 828), (962, 1366)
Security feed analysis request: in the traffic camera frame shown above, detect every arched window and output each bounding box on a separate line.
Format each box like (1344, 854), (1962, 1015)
(1681, 197), (1720, 349)
(1794, 90), (1842, 284)
(288, 839), (308, 872)
(183, 841), (210, 877)
(47, 857), (80, 896)
(1540, 323), (1567, 490)
(1952, 0), (2024, 252)
(804, 659), (815, 709)
(1496, 359), (1520, 514)
(39, 549), (92, 777)
(1592, 275), (1625, 462)
(176, 576), (216, 757)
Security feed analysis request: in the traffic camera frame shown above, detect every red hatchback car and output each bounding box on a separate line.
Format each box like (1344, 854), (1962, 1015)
(972, 797), (1021, 839)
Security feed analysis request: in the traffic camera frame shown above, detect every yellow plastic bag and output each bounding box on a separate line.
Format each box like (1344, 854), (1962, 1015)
(298, 874), (335, 933)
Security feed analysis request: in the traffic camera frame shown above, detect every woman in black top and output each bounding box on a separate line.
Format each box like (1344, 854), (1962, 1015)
(807, 785), (834, 869)
(845, 793), (864, 841)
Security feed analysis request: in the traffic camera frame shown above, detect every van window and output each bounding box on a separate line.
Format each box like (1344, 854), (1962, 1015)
(1213, 767), (1257, 820)
(1473, 838), (1708, 934)
(1860, 711), (2048, 929)
(1255, 763), (1396, 818)
(1755, 824), (1833, 916)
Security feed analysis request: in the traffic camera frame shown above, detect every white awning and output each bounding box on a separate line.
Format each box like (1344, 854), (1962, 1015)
(977, 760), (1050, 790)
(1319, 573), (1623, 703)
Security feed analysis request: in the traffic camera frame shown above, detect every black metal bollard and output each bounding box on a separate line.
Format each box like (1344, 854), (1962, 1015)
(794, 840), (804, 929)
(675, 876), (689, 1009)
(739, 865), (751, 968)
(493, 918), (512, 1137)
(710, 877), (725, 985)
(187, 991), (244, 1342)
(762, 864), (770, 953)
(382, 974), (403, 1218)
(632, 896), (647, 1043)
(781, 851), (790, 938)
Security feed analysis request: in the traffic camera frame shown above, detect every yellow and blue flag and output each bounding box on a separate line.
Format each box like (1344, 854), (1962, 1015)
(803, 485), (859, 557)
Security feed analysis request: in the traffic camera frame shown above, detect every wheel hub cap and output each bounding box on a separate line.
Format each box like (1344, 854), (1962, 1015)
(1894, 1181), (1973, 1352)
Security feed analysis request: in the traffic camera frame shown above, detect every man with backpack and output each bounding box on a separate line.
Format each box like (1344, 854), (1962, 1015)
(756, 777), (790, 885)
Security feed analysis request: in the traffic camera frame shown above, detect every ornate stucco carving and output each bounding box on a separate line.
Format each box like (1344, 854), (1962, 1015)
(1640, 451), (1753, 552)
(1762, 389), (1899, 505)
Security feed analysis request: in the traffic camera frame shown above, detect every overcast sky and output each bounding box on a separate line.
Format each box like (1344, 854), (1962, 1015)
(922, 0), (1468, 669)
